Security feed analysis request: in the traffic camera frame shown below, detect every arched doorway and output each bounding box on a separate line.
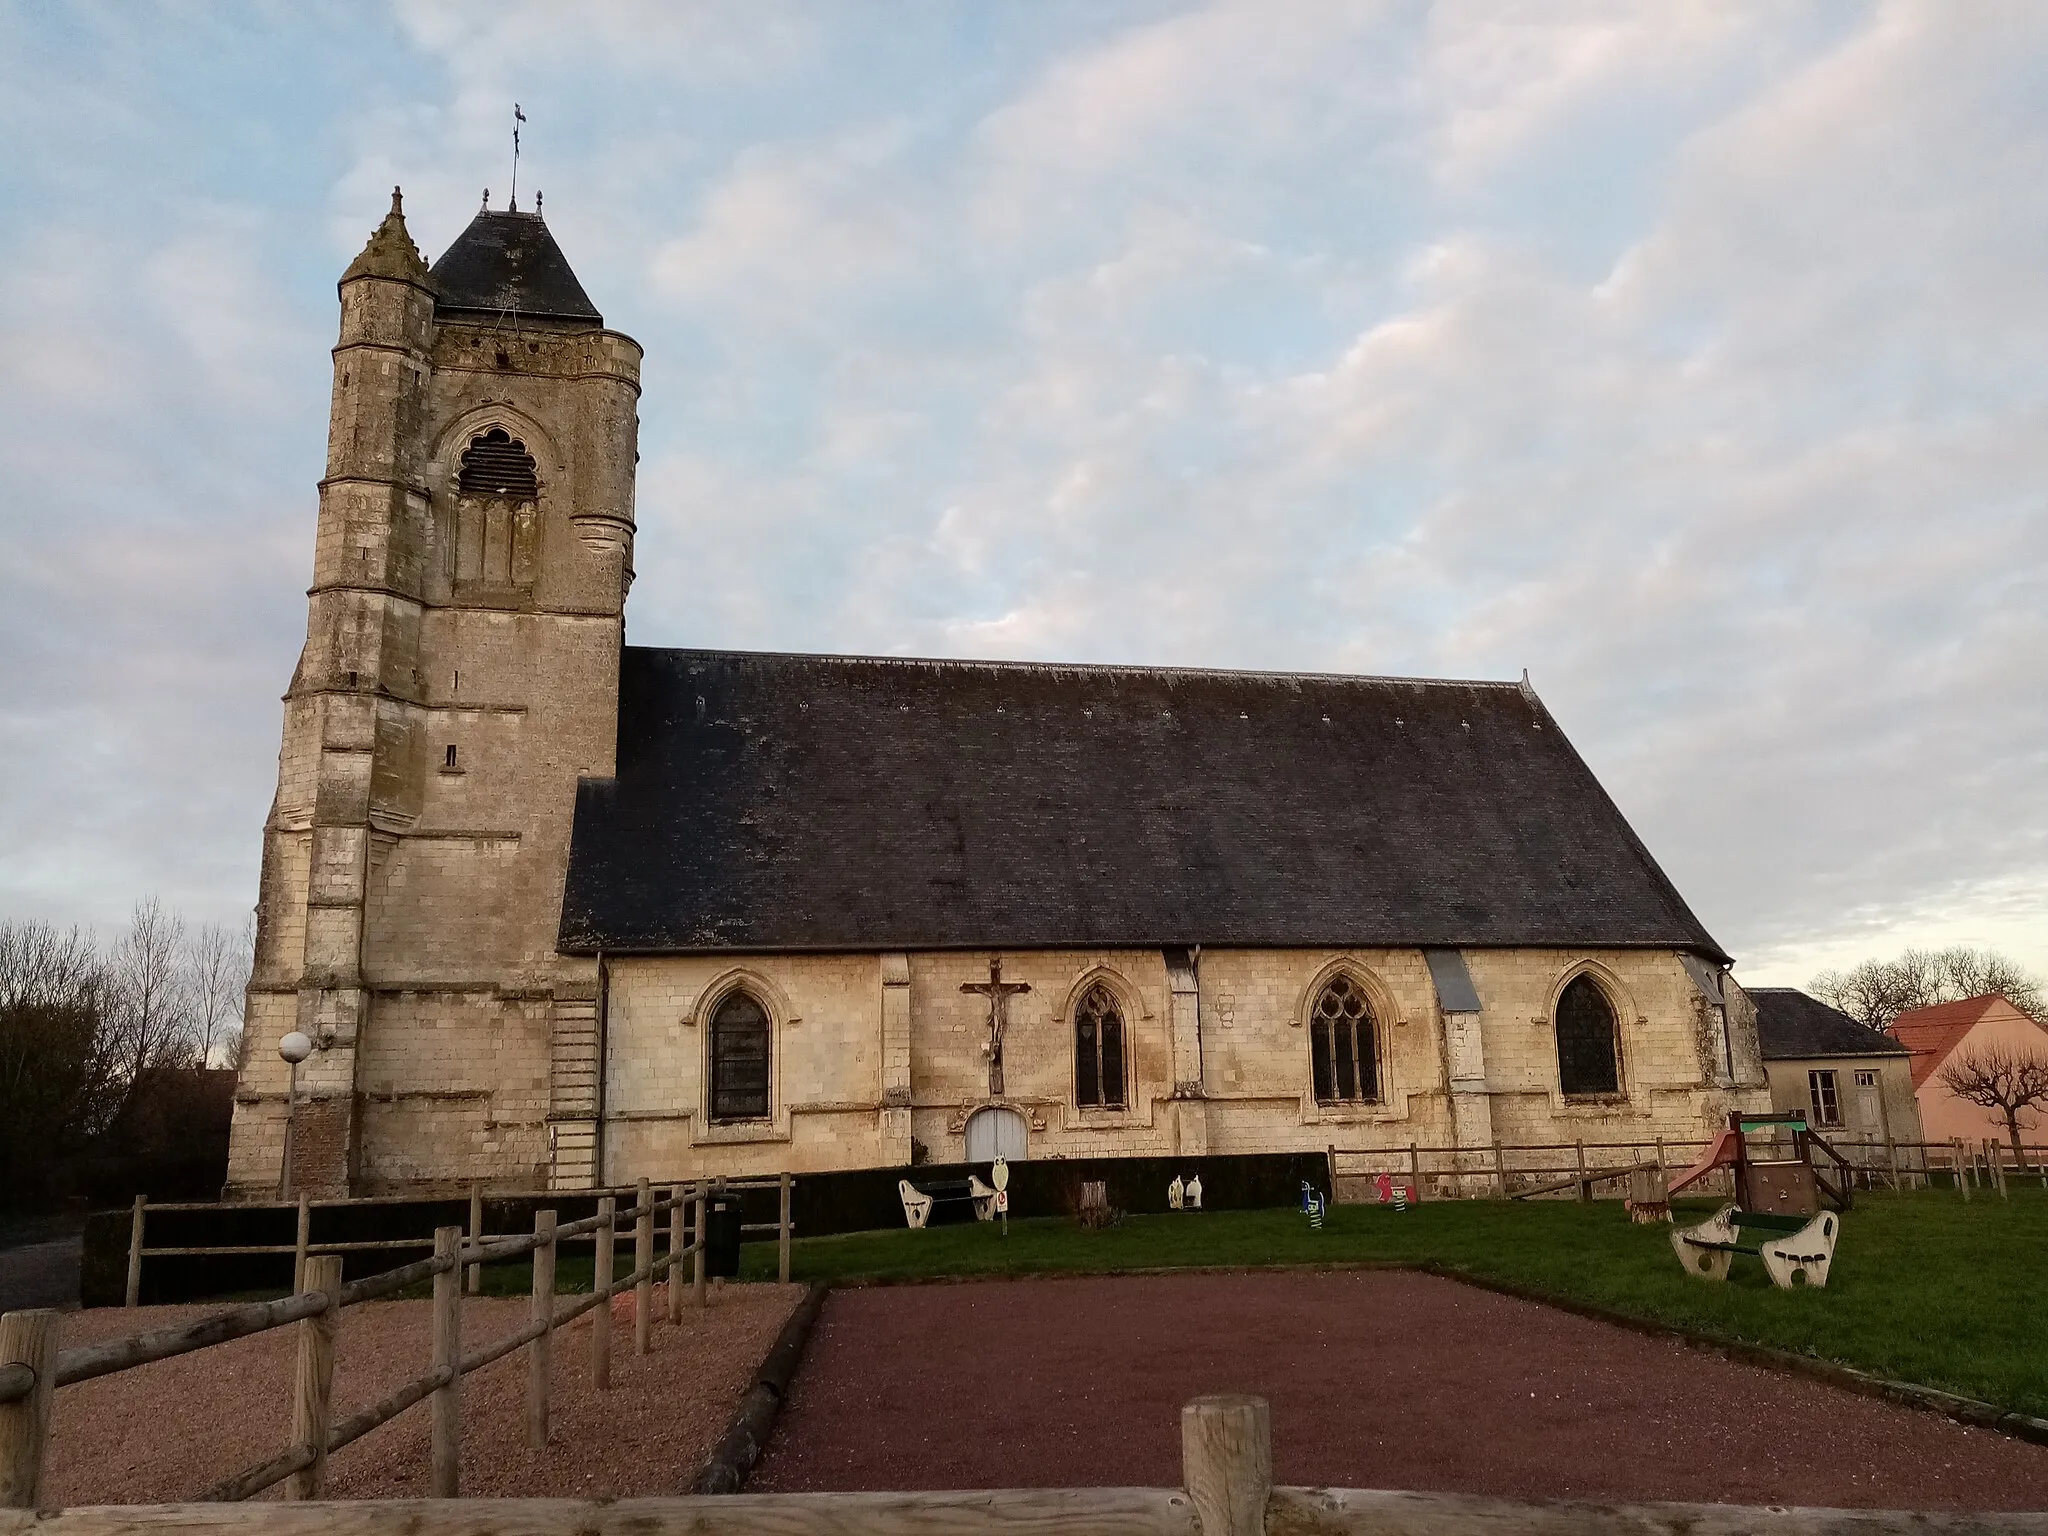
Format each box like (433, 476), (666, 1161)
(963, 1105), (1028, 1163)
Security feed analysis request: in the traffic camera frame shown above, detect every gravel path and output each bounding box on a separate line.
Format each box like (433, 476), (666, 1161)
(0, 1236), (82, 1312)
(751, 1271), (2048, 1511)
(44, 1282), (802, 1503)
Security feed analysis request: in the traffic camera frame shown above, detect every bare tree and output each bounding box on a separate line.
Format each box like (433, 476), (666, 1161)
(186, 918), (251, 1068)
(1811, 946), (2045, 1032)
(103, 899), (202, 1132)
(1937, 1043), (2048, 1170)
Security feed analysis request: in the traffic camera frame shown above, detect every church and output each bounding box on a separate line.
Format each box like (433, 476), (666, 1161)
(225, 191), (1768, 1200)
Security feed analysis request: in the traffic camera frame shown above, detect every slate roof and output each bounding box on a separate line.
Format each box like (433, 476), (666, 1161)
(428, 209), (602, 325)
(559, 648), (1728, 960)
(1748, 988), (1907, 1061)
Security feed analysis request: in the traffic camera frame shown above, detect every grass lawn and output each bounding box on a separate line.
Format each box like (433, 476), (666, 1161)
(709, 1190), (2048, 1418)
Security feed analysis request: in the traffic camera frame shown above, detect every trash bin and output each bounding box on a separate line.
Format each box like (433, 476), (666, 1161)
(705, 1195), (743, 1278)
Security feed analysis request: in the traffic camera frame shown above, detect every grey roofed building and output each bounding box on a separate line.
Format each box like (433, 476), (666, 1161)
(1748, 988), (1909, 1059)
(559, 647), (1729, 960)
(428, 206), (603, 324)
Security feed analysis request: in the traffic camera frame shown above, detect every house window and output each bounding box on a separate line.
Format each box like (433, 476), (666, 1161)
(709, 991), (770, 1122)
(1310, 975), (1379, 1104)
(1555, 974), (1621, 1098)
(1854, 1069), (1877, 1089)
(1074, 984), (1127, 1109)
(1809, 1069), (1842, 1127)
(458, 428), (538, 499)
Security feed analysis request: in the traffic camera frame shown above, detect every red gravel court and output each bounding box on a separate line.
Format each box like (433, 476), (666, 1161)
(750, 1270), (2048, 1512)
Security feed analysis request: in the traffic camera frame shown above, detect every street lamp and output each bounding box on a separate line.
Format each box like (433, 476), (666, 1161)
(278, 1031), (313, 1199)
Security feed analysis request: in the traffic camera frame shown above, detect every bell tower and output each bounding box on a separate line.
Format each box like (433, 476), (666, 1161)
(229, 189), (641, 1196)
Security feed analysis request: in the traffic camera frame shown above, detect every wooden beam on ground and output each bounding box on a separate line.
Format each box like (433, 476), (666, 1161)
(5, 1488), (2042, 1536)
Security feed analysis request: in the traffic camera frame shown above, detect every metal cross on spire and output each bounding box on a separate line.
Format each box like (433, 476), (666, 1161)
(510, 104), (526, 210)
(961, 958), (1030, 1098)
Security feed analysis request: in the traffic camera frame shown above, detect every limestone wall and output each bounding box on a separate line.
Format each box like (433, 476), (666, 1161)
(586, 944), (1767, 1189)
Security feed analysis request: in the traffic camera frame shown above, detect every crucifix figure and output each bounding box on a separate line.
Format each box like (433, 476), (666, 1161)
(961, 957), (1031, 1097)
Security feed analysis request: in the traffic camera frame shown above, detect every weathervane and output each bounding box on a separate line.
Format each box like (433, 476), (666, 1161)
(509, 103), (526, 210)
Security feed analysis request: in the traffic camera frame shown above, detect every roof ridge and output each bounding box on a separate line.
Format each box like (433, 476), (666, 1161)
(624, 644), (1530, 692)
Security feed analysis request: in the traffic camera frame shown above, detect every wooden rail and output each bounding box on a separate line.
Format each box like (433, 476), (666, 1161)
(121, 1174), (795, 1309)
(1, 1177), (798, 1507)
(1329, 1135), (2048, 1203)
(4, 1392), (2045, 1534)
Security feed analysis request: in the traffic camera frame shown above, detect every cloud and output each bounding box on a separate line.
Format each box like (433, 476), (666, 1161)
(2, 1), (2045, 992)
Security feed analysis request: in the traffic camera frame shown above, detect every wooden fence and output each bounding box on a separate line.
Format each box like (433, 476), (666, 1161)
(1, 1176), (790, 1508)
(1328, 1134), (2048, 1203)
(120, 1173), (796, 1307)
(4, 1393), (2044, 1535)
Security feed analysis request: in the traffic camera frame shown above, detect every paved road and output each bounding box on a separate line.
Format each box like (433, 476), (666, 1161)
(0, 1234), (83, 1311)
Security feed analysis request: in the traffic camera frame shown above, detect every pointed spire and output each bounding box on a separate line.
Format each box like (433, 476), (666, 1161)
(342, 185), (431, 285)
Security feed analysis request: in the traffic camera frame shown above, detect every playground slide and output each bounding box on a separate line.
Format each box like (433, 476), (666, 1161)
(1666, 1129), (1736, 1196)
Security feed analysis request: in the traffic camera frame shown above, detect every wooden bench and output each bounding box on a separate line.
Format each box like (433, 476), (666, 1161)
(1671, 1202), (1840, 1288)
(898, 1175), (997, 1229)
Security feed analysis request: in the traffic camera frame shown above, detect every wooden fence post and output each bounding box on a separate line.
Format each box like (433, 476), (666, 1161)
(591, 1196), (615, 1390)
(1955, 1139), (1970, 1201)
(1408, 1141), (1420, 1193)
(1181, 1394), (1271, 1536)
(1992, 1140), (2010, 1200)
(1492, 1140), (1506, 1199)
(284, 1255), (341, 1500)
(635, 1178), (654, 1357)
(1574, 1140), (1588, 1202)
(466, 1183), (483, 1295)
(293, 1195), (311, 1295)
(779, 1172), (793, 1285)
(693, 1181), (708, 1309)
(667, 1185), (685, 1324)
(124, 1196), (145, 1309)
(527, 1208), (556, 1450)
(431, 1226), (461, 1497)
(0, 1310), (59, 1510)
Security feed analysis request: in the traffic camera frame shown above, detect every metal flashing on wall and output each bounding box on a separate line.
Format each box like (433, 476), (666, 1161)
(1424, 948), (1482, 1014)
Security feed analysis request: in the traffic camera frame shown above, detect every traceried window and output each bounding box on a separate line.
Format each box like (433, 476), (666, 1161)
(458, 428), (538, 499)
(1074, 984), (1127, 1109)
(1809, 1069), (1842, 1127)
(709, 991), (770, 1122)
(1555, 974), (1622, 1098)
(1310, 975), (1379, 1104)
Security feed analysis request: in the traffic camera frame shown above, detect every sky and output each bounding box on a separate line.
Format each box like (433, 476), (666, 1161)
(0, 1), (2043, 989)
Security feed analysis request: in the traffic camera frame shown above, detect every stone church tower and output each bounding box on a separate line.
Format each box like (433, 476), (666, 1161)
(227, 191), (640, 1197)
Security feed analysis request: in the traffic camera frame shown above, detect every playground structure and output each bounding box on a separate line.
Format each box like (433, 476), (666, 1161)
(897, 1174), (998, 1229)
(1666, 1112), (1852, 1216)
(1664, 1114), (1847, 1288)
(1671, 1204), (1841, 1288)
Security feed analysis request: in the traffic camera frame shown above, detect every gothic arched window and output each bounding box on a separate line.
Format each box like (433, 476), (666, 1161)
(709, 990), (771, 1122)
(1310, 974), (1379, 1104)
(1074, 984), (1127, 1109)
(458, 428), (538, 500)
(1555, 974), (1621, 1098)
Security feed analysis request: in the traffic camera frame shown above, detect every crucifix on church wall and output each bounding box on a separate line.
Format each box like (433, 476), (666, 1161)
(961, 957), (1031, 1097)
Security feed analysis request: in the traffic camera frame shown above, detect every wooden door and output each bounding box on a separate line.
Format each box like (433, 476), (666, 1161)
(965, 1106), (1028, 1163)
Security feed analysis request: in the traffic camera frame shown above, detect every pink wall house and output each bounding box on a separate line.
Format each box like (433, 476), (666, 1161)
(1890, 994), (2048, 1150)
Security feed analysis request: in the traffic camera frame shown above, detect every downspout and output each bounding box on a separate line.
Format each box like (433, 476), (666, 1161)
(595, 948), (609, 1189)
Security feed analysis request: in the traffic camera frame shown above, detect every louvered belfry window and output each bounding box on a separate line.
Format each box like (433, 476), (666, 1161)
(1310, 974), (1379, 1104)
(1555, 974), (1622, 1097)
(710, 991), (771, 1122)
(458, 428), (539, 500)
(1074, 984), (1127, 1109)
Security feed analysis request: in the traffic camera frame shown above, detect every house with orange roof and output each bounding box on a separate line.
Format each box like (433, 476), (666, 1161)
(1889, 994), (2048, 1153)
